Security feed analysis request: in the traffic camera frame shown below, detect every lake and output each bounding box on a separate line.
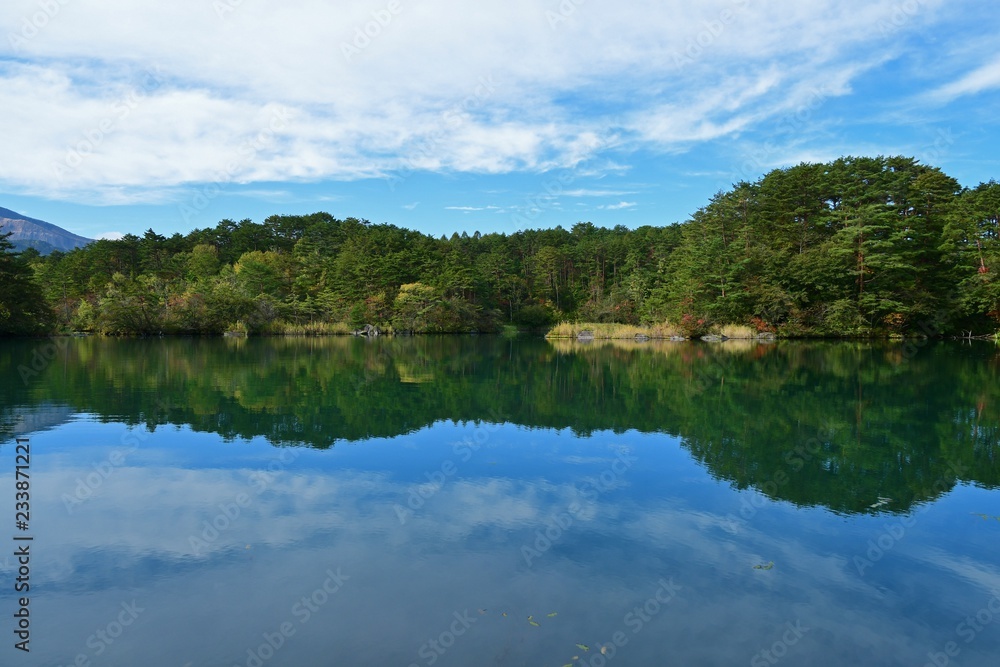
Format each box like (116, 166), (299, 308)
(2, 336), (999, 666)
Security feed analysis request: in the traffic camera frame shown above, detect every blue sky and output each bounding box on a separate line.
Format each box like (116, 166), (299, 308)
(1, 0), (998, 240)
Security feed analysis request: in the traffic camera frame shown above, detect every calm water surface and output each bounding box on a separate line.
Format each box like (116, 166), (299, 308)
(1, 336), (999, 666)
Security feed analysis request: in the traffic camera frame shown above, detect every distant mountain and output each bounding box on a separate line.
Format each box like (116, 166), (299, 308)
(0, 206), (93, 254)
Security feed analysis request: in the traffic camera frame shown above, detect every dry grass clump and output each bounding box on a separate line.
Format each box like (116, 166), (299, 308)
(269, 321), (353, 336)
(548, 322), (766, 340)
(546, 321), (683, 339)
(716, 324), (757, 339)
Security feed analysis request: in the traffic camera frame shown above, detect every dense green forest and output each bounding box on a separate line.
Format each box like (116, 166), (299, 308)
(2, 156), (999, 336)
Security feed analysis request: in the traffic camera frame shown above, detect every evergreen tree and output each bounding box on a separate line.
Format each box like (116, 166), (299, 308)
(0, 233), (54, 335)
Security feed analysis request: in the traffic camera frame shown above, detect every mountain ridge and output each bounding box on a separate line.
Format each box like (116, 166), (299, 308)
(0, 206), (93, 254)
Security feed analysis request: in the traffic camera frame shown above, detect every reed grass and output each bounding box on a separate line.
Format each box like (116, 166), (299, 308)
(546, 321), (683, 339)
(716, 324), (758, 339)
(548, 321), (766, 340)
(266, 321), (353, 336)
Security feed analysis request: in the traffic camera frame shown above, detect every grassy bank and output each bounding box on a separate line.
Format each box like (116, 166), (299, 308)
(545, 322), (759, 340)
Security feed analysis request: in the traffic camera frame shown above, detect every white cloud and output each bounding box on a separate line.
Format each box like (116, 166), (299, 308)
(599, 201), (638, 210)
(562, 188), (637, 197)
(929, 57), (1000, 103)
(445, 205), (501, 212)
(96, 231), (125, 240)
(0, 0), (955, 204)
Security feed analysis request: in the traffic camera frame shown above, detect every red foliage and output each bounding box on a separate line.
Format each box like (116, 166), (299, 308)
(750, 316), (773, 333)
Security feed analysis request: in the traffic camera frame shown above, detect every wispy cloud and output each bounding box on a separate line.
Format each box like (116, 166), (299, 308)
(562, 189), (637, 198)
(599, 201), (637, 211)
(928, 57), (1000, 103)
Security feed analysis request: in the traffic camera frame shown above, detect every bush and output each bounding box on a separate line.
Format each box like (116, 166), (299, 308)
(515, 304), (556, 329)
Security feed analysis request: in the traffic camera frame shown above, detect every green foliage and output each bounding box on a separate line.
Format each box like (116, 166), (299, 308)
(5, 157), (1000, 337)
(0, 233), (55, 335)
(514, 304), (556, 329)
(187, 244), (220, 280)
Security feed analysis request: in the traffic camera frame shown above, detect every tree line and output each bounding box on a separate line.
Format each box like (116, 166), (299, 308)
(2, 155), (998, 336)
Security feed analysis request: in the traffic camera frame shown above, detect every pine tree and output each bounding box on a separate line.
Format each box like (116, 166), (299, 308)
(0, 233), (54, 335)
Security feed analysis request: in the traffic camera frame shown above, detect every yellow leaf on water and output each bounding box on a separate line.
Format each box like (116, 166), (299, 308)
(547, 612), (558, 617)
(529, 620), (540, 627)
(576, 643), (590, 651)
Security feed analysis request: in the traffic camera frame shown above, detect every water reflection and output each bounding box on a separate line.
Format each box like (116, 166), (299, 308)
(3, 336), (998, 515)
(5, 415), (1000, 666)
(3, 337), (1000, 665)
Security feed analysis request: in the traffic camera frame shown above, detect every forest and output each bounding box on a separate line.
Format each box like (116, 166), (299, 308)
(1, 155), (999, 337)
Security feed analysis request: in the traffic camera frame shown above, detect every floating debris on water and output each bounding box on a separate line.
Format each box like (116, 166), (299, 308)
(869, 497), (892, 509)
